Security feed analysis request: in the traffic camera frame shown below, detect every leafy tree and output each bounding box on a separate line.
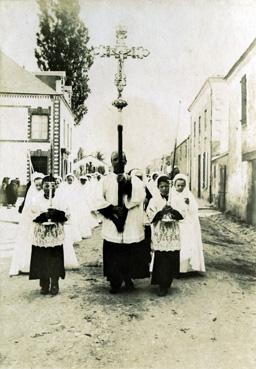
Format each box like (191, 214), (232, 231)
(35, 0), (93, 124)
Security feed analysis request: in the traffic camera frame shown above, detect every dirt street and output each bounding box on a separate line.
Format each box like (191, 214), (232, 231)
(0, 213), (256, 369)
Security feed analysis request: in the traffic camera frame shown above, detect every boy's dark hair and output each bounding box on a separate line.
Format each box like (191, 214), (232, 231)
(157, 175), (170, 188)
(42, 175), (56, 183)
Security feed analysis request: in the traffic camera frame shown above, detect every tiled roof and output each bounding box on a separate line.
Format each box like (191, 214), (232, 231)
(0, 50), (58, 95)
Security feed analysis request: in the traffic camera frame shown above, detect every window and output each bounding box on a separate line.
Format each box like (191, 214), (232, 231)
(67, 123), (70, 148)
(69, 126), (72, 150)
(194, 121), (196, 143)
(63, 119), (66, 145)
(204, 109), (207, 132)
(202, 152), (206, 188)
(31, 115), (48, 140)
(198, 116), (201, 136)
(205, 152), (208, 188)
(241, 75), (247, 126)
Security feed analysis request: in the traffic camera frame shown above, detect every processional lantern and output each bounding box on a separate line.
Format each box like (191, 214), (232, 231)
(94, 26), (150, 205)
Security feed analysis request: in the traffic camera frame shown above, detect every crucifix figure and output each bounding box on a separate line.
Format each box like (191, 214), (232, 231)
(94, 26), (150, 206)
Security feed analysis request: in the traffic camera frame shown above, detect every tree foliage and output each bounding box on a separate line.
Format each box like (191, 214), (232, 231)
(35, 0), (93, 124)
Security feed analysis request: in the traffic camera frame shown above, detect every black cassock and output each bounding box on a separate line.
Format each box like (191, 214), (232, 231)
(99, 176), (150, 288)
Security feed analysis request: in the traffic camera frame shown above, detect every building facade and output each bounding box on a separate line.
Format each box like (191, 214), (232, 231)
(225, 39), (256, 224)
(174, 137), (190, 178)
(0, 51), (74, 185)
(188, 77), (228, 204)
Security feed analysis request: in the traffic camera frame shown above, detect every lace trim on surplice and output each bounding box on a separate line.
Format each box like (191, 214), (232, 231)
(33, 223), (64, 247)
(152, 220), (181, 252)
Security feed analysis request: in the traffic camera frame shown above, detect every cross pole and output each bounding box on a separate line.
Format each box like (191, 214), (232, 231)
(94, 26), (150, 206)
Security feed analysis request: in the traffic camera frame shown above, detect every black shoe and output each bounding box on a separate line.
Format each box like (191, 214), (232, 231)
(50, 278), (59, 296)
(40, 287), (49, 295)
(109, 287), (120, 294)
(109, 282), (121, 294)
(124, 279), (135, 291)
(40, 279), (49, 295)
(157, 286), (168, 297)
(50, 286), (59, 296)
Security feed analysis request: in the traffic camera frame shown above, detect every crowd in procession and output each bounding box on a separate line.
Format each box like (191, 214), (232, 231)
(3, 151), (205, 298)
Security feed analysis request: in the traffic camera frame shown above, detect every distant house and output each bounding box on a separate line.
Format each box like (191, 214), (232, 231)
(73, 155), (110, 176)
(173, 137), (190, 179)
(146, 157), (163, 175)
(0, 51), (74, 185)
(188, 77), (228, 206)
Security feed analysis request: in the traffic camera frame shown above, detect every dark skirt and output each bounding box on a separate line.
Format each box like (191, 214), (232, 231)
(103, 239), (150, 283)
(6, 186), (18, 205)
(151, 250), (180, 287)
(144, 225), (152, 254)
(29, 245), (65, 280)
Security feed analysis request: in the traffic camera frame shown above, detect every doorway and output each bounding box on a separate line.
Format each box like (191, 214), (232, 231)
(248, 160), (256, 225)
(31, 156), (48, 175)
(218, 165), (226, 211)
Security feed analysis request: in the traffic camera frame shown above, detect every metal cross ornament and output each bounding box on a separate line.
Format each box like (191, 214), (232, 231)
(94, 26), (150, 100)
(94, 26), (150, 207)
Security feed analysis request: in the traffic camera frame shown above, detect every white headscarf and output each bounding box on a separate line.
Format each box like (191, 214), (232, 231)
(171, 173), (198, 214)
(65, 173), (75, 180)
(23, 173), (44, 212)
(31, 172), (44, 181)
(172, 174), (189, 193)
(170, 174), (190, 200)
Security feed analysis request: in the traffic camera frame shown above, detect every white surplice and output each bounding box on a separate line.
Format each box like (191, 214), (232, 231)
(95, 173), (146, 244)
(147, 193), (186, 252)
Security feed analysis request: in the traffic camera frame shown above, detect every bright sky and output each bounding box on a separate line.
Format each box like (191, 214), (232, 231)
(1, 0), (256, 169)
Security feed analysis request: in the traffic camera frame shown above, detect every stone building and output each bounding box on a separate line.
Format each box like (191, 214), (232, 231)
(174, 137), (190, 179)
(188, 77), (228, 205)
(187, 37), (256, 224)
(0, 51), (74, 185)
(225, 38), (256, 224)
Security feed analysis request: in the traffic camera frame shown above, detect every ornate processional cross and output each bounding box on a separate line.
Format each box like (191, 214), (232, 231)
(94, 26), (150, 206)
(94, 26), (150, 101)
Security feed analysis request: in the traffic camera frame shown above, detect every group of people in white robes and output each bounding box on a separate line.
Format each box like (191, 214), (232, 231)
(9, 172), (101, 278)
(94, 152), (205, 296)
(8, 162), (205, 298)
